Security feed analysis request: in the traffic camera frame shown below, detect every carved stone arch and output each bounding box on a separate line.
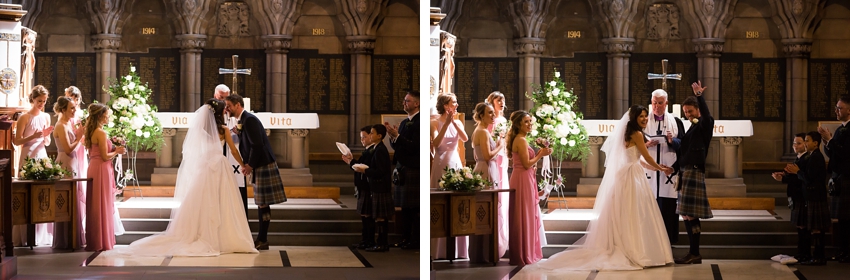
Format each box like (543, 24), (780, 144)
(436, 0), (467, 35)
(166, 0), (215, 35)
(27, 0), (92, 51)
(334, 0), (389, 37)
(118, 0), (178, 52)
(546, 0), (598, 57)
(507, 0), (558, 39)
(247, 0), (304, 36)
(588, 0), (644, 38)
(767, 0), (826, 40)
(676, 0), (738, 39)
(86, 0), (130, 34)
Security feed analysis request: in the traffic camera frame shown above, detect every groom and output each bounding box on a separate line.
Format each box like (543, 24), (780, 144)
(644, 89), (684, 245)
(225, 94), (287, 250)
(675, 81), (714, 264)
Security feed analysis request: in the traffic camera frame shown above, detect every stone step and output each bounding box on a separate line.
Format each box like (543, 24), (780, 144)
(116, 231), (403, 246)
(543, 219), (794, 232)
(119, 218), (376, 233)
(122, 185), (340, 199)
(545, 197), (776, 211)
(118, 207), (363, 220)
(544, 231), (830, 246)
(541, 245), (839, 260)
(316, 181), (356, 195)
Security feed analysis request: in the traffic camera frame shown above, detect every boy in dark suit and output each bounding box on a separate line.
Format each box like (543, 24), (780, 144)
(354, 124), (394, 252)
(343, 126), (376, 249)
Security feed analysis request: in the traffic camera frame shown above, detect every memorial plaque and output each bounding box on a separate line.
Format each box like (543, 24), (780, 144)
(808, 59), (850, 121)
(719, 53), (786, 121)
(453, 57), (519, 117)
(117, 49), (181, 112)
(202, 49), (267, 112)
(372, 55), (419, 114)
(33, 53), (96, 110)
(287, 49), (350, 114)
(629, 53), (698, 108)
(540, 53), (608, 119)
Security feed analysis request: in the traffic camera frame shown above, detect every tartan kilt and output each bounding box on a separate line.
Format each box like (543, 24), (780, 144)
(790, 197), (808, 228)
(807, 198), (831, 231)
(831, 177), (850, 220)
(393, 167), (420, 208)
(371, 191), (395, 219)
(253, 162), (287, 206)
(676, 167), (713, 219)
(356, 188), (373, 215)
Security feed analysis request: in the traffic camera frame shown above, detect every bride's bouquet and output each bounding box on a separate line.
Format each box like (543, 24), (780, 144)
(438, 166), (493, 192)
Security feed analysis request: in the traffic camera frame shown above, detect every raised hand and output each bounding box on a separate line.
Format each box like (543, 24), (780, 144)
(818, 126), (832, 142)
(42, 126), (54, 137)
(784, 163), (800, 174)
(691, 81), (706, 96)
(384, 121), (399, 137)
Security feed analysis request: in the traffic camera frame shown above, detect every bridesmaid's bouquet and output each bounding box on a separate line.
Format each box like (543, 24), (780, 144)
(534, 137), (551, 148)
(492, 120), (511, 142)
(110, 135), (126, 147)
(19, 156), (72, 180)
(438, 166), (493, 192)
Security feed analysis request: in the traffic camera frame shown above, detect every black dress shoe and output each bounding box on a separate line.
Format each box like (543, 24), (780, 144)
(795, 255), (812, 263)
(392, 240), (410, 248)
(800, 258), (827, 265)
(400, 243), (419, 250)
(674, 254), (702, 264)
(355, 241), (376, 250)
(838, 255), (850, 263)
(254, 240), (269, 250)
(365, 244), (389, 252)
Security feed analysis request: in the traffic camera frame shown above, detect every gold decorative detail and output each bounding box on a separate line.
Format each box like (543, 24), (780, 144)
(0, 33), (21, 41)
(0, 68), (18, 94)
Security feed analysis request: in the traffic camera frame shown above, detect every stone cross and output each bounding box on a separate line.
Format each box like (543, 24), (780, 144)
(646, 59), (682, 91)
(218, 55), (252, 95)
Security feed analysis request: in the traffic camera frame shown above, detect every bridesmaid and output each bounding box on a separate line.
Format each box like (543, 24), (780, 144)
(84, 103), (126, 251)
(63, 86), (89, 247)
(429, 93), (469, 259)
(507, 111), (552, 266)
(52, 96), (86, 249)
(13, 85), (55, 247)
(486, 91), (510, 258)
(468, 102), (504, 263)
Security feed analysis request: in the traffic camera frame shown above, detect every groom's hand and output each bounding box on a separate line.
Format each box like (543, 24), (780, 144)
(241, 164), (253, 176)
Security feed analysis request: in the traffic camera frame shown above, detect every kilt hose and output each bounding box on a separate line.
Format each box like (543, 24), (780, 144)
(676, 167), (713, 219)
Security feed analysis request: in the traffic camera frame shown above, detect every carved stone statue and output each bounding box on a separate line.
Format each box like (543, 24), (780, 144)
(439, 32), (456, 95)
(20, 27), (35, 108)
(218, 2), (250, 37)
(647, 4), (680, 47)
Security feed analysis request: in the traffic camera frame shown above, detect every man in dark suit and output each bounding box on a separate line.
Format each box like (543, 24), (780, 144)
(225, 94), (287, 250)
(818, 94), (850, 263)
(384, 90), (420, 250)
(674, 81), (714, 264)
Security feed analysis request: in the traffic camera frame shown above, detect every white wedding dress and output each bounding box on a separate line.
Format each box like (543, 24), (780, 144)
(105, 106), (257, 257)
(531, 113), (672, 271)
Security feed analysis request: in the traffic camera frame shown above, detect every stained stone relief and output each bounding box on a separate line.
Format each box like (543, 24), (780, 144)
(703, 0), (715, 14)
(218, 2), (250, 37)
(647, 4), (680, 46)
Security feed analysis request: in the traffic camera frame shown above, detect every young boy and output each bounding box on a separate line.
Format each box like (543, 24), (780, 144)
(353, 124), (394, 252)
(343, 126), (375, 249)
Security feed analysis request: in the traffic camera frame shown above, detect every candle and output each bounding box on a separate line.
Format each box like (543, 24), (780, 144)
(244, 98), (251, 112)
(673, 104), (681, 118)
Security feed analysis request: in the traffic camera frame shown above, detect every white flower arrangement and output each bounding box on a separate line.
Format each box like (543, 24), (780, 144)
(526, 70), (590, 162)
(19, 156), (71, 180)
(103, 64), (164, 152)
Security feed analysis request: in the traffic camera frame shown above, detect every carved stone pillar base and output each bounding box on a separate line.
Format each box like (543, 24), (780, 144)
(585, 136), (604, 177)
(721, 137), (743, 178)
(288, 129), (309, 169)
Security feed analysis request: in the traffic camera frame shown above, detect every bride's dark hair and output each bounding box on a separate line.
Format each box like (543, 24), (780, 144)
(205, 98), (226, 135)
(625, 105), (647, 144)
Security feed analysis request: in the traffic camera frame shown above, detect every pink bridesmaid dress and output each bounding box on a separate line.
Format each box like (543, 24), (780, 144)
(86, 141), (115, 251)
(14, 112), (53, 247)
(53, 124), (86, 249)
(509, 146), (543, 265)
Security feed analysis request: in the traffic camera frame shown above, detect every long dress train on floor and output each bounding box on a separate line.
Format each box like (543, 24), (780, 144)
(103, 106), (257, 257)
(532, 146), (673, 271)
(430, 117), (468, 259)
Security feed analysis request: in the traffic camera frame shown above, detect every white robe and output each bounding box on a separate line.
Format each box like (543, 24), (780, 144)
(643, 112), (679, 199)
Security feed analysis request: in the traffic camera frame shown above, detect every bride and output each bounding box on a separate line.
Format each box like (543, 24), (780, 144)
(106, 99), (257, 256)
(532, 105), (674, 271)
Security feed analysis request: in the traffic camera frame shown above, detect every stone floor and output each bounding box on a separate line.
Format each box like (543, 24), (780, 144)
(13, 244), (420, 279)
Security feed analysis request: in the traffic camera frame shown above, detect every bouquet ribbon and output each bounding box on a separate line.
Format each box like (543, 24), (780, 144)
(114, 153), (124, 189)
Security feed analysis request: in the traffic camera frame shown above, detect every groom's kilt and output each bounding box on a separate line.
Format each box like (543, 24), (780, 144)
(253, 162), (287, 206)
(393, 166), (419, 208)
(676, 167), (713, 219)
(831, 176), (850, 220)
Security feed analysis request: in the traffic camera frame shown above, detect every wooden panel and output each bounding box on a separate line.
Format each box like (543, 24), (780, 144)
(52, 186), (71, 222)
(450, 194), (475, 236)
(10, 185), (26, 225)
(474, 192), (493, 235)
(30, 184), (54, 224)
(430, 195), (447, 238)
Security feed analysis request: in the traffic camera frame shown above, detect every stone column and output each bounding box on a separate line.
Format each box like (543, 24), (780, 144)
(92, 34), (121, 102)
(694, 38), (724, 117)
(288, 129), (309, 169)
(601, 38), (634, 119)
(721, 137), (743, 178)
(585, 136), (605, 178)
(347, 36), (375, 146)
(515, 37), (544, 111)
(262, 35), (292, 113)
(783, 39), (812, 157)
(157, 128), (176, 168)
(174, 128), (188, 165)
(175, 34), (206, 112)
